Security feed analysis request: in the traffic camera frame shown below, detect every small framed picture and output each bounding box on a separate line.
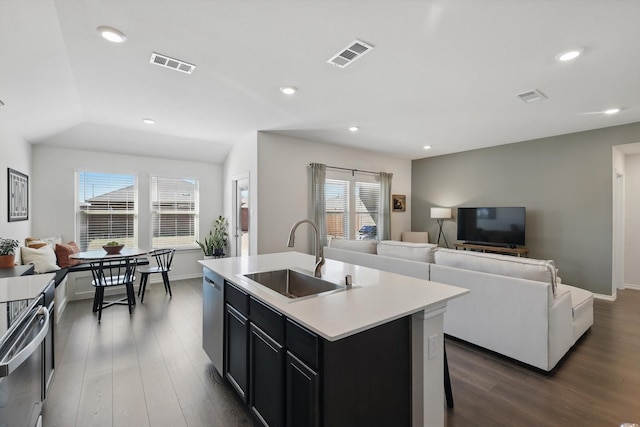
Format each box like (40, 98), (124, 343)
(392, 194), (406, 212)
(8, 168), (29, 222)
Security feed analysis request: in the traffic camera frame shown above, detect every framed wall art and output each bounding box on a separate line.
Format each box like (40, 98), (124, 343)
(392, 194), (406, 212)
(8, 168), (29, 222)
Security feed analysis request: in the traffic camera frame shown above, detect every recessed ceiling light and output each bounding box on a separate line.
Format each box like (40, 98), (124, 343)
(348, 126), (359, 132)
(142, 118), (155, 124)
(556, 49), (583, 62)
(423, 145), (432, 150)
(97, 26), (127, 43)
(280, 86), (297, 95)
(604, 108), (620, 115)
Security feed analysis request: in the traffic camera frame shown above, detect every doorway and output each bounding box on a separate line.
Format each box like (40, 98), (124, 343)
(612, 170), (624, 296)
(234, 176), (249, 257)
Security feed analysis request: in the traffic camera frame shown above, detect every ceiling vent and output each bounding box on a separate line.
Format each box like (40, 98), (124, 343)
(516, 89), (547, 104)
(327, 39), (374, 68)
(150, 53), (196, 74)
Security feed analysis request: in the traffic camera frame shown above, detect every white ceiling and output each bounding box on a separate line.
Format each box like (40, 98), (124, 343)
(1, 0), (639, 164)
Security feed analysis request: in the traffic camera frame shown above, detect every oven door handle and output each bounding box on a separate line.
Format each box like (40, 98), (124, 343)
(0, 306), (49, 378)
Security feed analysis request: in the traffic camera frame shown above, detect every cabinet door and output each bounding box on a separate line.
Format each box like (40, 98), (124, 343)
(286, 351), (319, 427)
(225, 304), (249, 401)
(250, 324), (284, 427)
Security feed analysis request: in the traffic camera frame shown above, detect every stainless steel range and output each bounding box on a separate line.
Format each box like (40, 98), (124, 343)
(0, 275), (55, 427)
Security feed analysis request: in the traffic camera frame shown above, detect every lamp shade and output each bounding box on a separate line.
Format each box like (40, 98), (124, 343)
(430, 207), (452, 219)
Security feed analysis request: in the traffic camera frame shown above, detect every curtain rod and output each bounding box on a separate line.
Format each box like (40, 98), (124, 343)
(309, 163), (380, 176)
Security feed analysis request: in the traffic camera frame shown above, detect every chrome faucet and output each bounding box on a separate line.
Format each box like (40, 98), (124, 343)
(286, 219), (325, 278)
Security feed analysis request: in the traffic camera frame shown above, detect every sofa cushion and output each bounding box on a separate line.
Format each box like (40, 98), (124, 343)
(377, 240), (437, 263)
(55, 241), (82, 268)
(434, 248), (558, 295)
(21, 244), (61, 273)
(329, 239), (378, 254)
(556, 283), (594, 340)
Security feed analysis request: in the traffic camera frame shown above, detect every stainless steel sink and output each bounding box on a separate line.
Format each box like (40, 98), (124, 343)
(244, 269), (341, 298)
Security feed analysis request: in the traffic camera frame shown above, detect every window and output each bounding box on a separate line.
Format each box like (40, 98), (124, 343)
(76, 172), (137, 251)
(326, 179), (349, 240)
(151, 176), (199, 248)
(325, 174), (380, 242)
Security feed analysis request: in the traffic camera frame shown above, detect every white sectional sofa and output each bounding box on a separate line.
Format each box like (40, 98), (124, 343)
(324, 239), (593, 372)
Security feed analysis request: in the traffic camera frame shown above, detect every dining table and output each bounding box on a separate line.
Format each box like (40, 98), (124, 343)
(70, 247), (150, 320)
(70, 247), (151, 261)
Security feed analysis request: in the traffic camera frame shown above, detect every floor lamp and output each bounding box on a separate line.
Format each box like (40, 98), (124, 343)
(431, 207), (452, 248)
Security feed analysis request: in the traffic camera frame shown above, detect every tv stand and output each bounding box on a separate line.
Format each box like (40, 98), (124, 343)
(454, 243), (529, 257)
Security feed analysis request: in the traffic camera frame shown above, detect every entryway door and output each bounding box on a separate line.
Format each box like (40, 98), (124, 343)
(234, 176), (249, 257)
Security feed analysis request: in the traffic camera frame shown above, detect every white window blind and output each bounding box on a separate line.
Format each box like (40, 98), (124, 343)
(355, 181), (379, 238)
(325, 174), (380, 242)
(76, 172), (137, 251)
(151, 176), (199, 248)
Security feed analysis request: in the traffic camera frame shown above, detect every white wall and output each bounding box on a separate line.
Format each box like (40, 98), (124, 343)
(31, 145), (223, 283)
(0, 124), (32, 253)
(256, 132), (412, 255)
(625, 153), (640, 288)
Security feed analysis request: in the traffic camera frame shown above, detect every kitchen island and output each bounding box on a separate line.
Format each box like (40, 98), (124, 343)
(200, 252), (468, 427)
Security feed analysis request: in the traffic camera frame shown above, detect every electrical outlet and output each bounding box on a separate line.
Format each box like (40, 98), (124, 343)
(428, 334), (438, 360)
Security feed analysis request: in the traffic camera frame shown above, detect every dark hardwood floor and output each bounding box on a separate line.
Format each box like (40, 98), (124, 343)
(44, 278), (256, 427)
(44, 279), (640, 427)
(446, 288), (640, 427)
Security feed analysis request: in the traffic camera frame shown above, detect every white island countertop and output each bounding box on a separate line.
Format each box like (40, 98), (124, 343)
(199, 252), (468, 342)
(0, 273), (56, 303)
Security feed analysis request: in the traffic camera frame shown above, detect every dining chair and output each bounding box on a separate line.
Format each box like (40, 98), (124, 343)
(90, 257), (137, 322)
(137, 248), (176, 302)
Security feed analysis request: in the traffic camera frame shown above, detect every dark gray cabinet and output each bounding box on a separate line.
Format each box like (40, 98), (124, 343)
(286, 351), (319, 427)
(222, 280), (411, 427)
(250, 323), (284, 426)
(225, 304), (249, 401)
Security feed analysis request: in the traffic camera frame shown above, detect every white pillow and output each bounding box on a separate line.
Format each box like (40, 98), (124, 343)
(377, 240), (438, 263)
(21, 244), (61, 273)
(329, 239), (378, 254)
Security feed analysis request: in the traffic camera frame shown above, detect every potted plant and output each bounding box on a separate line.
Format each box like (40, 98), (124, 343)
(197, 216), (229, 258)
(0, 238), (19, 268)
(211, 216), (229, 257)
(196, 231), (215, 259)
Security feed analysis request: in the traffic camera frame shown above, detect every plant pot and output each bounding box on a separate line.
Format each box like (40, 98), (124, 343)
(203, 255), (215, 260)
(213, 249), (225, 257)
(0, 254), (16, 268)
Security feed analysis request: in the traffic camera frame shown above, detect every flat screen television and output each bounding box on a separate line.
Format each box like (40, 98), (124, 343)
(457, 207), (525, 248)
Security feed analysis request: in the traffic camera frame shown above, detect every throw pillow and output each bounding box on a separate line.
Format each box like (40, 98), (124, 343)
(26, 235), (63, 249)
(55, 241), (82, 268)
(27, 242), (48, 249)
(21, 244), (61, 273)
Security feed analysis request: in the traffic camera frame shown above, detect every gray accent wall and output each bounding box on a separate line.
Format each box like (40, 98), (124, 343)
(412, 122), (640, 295)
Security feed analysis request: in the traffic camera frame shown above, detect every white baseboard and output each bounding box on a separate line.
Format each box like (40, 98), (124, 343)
(593, 293), (617, 301)
(624, 283), (640, 291)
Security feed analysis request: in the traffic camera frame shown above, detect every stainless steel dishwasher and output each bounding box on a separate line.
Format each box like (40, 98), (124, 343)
(0, 293), (50, 427)
(202, 268), (224, 375)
